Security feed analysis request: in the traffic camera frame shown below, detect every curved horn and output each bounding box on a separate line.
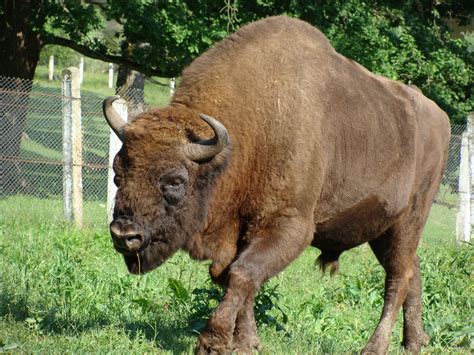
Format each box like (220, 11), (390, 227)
(184, 114), (229, 162)
(103, 95), (127, 141)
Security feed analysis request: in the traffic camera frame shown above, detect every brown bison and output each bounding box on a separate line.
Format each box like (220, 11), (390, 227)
(103, 16), (450, 354)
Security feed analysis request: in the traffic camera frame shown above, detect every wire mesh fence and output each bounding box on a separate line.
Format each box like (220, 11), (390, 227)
(436, 124), (465, 209)
(0, 73), (467, 231)
(0, 73), (171, 226)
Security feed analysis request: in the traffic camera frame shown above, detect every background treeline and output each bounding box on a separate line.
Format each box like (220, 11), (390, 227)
(3, 0), (473, 123)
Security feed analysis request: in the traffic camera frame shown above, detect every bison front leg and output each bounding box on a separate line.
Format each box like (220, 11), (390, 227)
(196, 215), (314, 354)
(231, 295), (261, 352)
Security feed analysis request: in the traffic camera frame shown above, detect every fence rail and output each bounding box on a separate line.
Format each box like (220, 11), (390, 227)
(0, 72), (471, 241)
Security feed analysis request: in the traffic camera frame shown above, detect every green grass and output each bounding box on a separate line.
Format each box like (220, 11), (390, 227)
(34, 65), (172, 107)
(0, 197), (472, 353)
(0, 195), (108, 229)
(422, 203), (458, 244)
(21, 139), (63, 161)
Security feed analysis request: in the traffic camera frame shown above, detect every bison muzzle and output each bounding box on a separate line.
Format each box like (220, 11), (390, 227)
(103, 16), (450, 354)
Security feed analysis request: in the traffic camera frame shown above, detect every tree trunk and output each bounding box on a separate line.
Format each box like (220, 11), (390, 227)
(115, 42), (146, 119)
(0, 1), (42, 79)
(116, 67), (146, 118)
(0, 1), (43, 195)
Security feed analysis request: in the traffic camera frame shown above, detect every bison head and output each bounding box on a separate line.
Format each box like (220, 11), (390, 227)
(103, 96), (229, 274)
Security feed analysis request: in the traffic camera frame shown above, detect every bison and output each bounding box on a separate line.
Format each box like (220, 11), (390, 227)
(103, 16), (450, 354)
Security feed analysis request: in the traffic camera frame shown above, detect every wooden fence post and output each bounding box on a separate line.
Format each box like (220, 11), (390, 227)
(62, 67), (83, 228)
(107, 99), (128, 224)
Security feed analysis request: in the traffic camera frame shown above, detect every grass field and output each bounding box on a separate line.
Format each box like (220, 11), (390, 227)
(0, 196), (472, 353)
(33, 65), (172, 107)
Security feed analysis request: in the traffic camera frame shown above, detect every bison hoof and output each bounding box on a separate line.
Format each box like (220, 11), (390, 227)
(196, 332), (232, 355)
(402, 332), (430, 354)
(361, 342), (389, 355)
(231, 334), (262, 354)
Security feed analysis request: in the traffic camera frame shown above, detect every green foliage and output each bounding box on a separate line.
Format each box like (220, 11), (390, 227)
(40, 1), (106, 47)
(254, 284), (290, 335)
(462, 31), (474, 53)
(39, 45), (81, 69)
(281, 0), (473, 123)
(187, 283), (223, 333)
(104, 0), (231, 75)
(166, 278), (288, 335)
(28, 1), (473, 122)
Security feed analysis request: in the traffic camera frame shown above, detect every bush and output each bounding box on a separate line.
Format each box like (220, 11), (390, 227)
(304, 1), (473, 123)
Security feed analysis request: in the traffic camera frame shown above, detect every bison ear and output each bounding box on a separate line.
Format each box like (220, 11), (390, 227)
(184, 128), (202, 143)
(183, 114), (229, 162)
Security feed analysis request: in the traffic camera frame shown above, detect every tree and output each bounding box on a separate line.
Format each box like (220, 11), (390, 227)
(219, 0), (473, 123)
(1, 1), (471, 118)
(0, 0), (472, 194)
(304, 0), (473, 124)
(0, 1), (241, 80)
(0, 0), (232, 193)
(116, 42), (146, 118)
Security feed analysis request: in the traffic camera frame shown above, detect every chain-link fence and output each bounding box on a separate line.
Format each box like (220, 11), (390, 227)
(0, 73), (467, 230)
(0, 73), (171, 226)
(436, 124), (465, 209)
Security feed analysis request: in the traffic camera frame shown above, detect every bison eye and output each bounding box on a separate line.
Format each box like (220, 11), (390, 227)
(114, 175), (122, 187)
(159, 169), (189, 204)
(161, 181), (186, 204)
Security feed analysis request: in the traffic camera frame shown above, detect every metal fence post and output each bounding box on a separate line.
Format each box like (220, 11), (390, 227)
(79, 57), (84, 84)
(170, 77), (176, 96)
(62, 67), (83, 228)
(456, 113), (473, 244)
(108, 64), (114, 89)
(62, 72), (73, 222)
(107, 99), (128, 224)
(468, 112), (474, 241)
(48, 55), (54, 81)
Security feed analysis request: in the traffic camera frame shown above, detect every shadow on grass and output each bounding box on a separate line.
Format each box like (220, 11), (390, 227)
(124, 319), (194, 353)
(0, 290), (29, 322)
(0, 289), (195, 352)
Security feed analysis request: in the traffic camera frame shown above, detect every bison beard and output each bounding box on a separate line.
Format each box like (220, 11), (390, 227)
(104, 16), (450, 354)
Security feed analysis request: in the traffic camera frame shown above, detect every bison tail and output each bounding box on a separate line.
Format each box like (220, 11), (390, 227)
(316, 250), (341, 276)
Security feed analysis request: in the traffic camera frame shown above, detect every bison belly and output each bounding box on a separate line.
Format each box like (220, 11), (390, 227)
(312, 195), (395, 252)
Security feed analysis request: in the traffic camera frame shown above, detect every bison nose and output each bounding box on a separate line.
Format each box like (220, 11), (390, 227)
(110, 221), (144, 252)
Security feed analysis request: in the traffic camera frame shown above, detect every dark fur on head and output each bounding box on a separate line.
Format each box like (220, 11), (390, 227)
(112, 111), (231, 274)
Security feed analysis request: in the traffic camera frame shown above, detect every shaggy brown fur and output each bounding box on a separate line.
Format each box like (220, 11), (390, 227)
(107, 16), (450, 354)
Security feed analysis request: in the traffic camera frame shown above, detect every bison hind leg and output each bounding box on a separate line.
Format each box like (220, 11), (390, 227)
(316, 250), (342, 275)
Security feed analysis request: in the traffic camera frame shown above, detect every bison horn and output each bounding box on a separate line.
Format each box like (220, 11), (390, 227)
(184, 114), (229, 162)
(103, 95), (127, 141)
